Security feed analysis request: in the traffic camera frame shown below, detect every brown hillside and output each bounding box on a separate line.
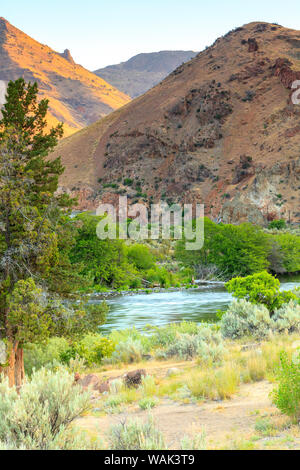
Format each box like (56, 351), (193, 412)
(54, 22), (300, 223)
(0, 18), (130, 136)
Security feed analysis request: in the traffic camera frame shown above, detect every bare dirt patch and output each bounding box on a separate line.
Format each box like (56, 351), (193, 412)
(77, 380), (300, 449)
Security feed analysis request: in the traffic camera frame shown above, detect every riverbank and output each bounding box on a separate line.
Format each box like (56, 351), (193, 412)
(88, 280), (226, 300)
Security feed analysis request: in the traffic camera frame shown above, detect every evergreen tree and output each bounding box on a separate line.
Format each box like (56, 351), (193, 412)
(0, 79), (105, 387)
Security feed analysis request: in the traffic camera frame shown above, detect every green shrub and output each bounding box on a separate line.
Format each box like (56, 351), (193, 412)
(225, 271), (296, 313)
(138, 397), (158, 410)
(273, 233), (300, 273)
(272, 351), (300, 422)
(156, 326), (224, 362)
(140, 375), (156, 397)
(127, 244), (155, 271)
(268, 219), (286, 230)
(74, 333), (115, 366)
(175, 219), (270, 278)
(145, 266), (176, 288)
(220, 299), (272, 339)
(0, 368), (92, 450)
(108, 416), (165, 450)
(180, 430), (206, 450)
(24, 337), (70, 375)
(103, 395), (124, 414)
(146, 322), (200, 349)
(272, 301), (300, 334)
(110, 338), (144, 364)
(255, 418), (275, 436)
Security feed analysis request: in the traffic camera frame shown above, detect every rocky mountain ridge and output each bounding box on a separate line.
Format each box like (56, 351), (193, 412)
(0, 18), (130, 136)
(52, 22), (300, 224)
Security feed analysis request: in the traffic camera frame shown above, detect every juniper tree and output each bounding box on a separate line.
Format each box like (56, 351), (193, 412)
(0, 79), (106, 387)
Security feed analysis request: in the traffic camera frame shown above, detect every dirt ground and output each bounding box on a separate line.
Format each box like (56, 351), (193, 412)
(77, 374), (300, 450)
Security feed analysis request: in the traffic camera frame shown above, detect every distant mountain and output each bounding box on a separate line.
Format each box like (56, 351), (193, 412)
(54, 22), (300, 225)
(94, 51), (198, 98)
(0, 18), (130, 136)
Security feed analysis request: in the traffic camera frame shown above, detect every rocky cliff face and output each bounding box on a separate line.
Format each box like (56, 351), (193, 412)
(0, 18), (130, 136)
(53, 22), (300, 224)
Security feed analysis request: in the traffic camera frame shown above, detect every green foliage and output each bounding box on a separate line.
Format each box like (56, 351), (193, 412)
(268, 219), (286, 230)
(225, 271), (296, 313)
(156, 326), (224, 362)
(144, 266), (179, 288)
(7, 279), (53, 344)
(108, 416), (165, 450)
(110, 338), (144, 364)
(74, 333), (115, 366)
(0, 368), (92, 449)
(24, 337), (69, 375)
(53, 301), (109, 342)
(220, 298), (300, 340)
(272, 301), (300, 334)
(180, 431), (206, 450)
(127, 244), (155, 271)
(220, 299), (272, 339)
(70, 213), (137, 288)
(5, 279), (108, 348)
(272, 351), (300, 422)
(138, 397), (158, 410)
(272, 233), (300, 273)
(146, 322), (201, 349)
(0, 79), (86, 372)
(175, 219), (270, 278)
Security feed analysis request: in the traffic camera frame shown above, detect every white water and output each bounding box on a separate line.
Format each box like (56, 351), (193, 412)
(97, 278), (300, 333)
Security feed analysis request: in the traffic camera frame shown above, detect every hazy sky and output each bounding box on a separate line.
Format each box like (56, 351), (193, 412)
(2, 0), (300, 70)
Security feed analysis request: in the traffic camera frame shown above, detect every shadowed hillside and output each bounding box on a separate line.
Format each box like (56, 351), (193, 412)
(94, 51), (198, 98)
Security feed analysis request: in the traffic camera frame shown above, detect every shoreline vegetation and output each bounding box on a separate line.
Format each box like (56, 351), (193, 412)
(16, 272), (299, 449)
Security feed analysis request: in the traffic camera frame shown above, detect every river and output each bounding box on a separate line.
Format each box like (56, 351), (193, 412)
(95, 276), (300, 334)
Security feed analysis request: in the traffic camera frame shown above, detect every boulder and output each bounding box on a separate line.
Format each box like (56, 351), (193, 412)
(124, 369), (147, 388)
(166, 368), (181, 377)
(77, 374), (110, 393)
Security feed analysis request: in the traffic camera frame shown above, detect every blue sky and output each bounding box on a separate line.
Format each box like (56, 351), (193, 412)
(2, 0), (300, 70)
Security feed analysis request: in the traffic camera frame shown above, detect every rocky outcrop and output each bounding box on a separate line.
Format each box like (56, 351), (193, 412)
(232, 155), (255, 184)
(248, 38), (259, 52)
(59, 49), (75, 65)
(273, 58), (300, 89)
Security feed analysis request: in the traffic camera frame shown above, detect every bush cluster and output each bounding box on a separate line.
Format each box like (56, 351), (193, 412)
(0, 369), (96, 450)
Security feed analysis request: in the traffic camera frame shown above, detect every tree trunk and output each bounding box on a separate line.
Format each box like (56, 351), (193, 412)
(15, 347), (25, 390)
(3, 341), (25, 389)
(7, 340), (17, 388)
